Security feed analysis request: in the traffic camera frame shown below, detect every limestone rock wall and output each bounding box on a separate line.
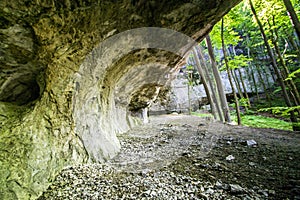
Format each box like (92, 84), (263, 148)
(152, 68), (276, 114)
(0, 0), (241, 199)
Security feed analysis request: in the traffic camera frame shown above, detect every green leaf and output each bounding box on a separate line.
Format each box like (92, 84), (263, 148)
(286, 68), (300, 81)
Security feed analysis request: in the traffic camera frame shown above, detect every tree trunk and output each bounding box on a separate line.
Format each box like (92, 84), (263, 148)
(283, 0), (300, 41)
(259, 45), (277, 84)
(192, 48), (218, 120)
(250, 65), (260, 101)
(196, 46), (224, 121)
(258, 44), (277, 83)
(232, 69), (245, 99)
(255, 59), (272, 106)
(270, 17), (300, 106)
(287, 34), (300, 60)
(221, 18), (241, 125)
(231, 48), (245, 100)
(187, 74), (192, 115)
(246, 45), (260, 100)
(260, 65), (273, 90)
(205, 34), (231, 123)
(249, 0), (299, 130)
(237, 68), (251, 108)
(245, 65), (254, 94)
(227, 47), (251, 111)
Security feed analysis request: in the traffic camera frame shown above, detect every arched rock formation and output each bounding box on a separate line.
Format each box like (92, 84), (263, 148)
(0, 0), (240, 199)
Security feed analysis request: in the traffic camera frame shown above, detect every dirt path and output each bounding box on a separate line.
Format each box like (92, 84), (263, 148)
(108, 114), (217, 172)
(40, 114), (300, 199)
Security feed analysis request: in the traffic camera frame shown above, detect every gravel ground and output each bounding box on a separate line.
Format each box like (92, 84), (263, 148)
(39, 114), (300, 200)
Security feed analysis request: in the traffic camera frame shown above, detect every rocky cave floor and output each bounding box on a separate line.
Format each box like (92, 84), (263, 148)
(39, 114), (300, 200)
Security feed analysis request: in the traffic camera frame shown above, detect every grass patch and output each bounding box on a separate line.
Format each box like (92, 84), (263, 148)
(192, 111), (293, 131)
(191, 112), (214, 118)
(231, 114), (293, 131)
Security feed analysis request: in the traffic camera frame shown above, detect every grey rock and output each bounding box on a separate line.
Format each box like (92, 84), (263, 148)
(215, 181), (223, 189)
(268, 189), (276, 195)
(230, 184), (245, 194)
(205, 188), (215, 194)
(258, 190), (269, 197)
(247, 139), (257, 147)
(226, 155), (235, 161)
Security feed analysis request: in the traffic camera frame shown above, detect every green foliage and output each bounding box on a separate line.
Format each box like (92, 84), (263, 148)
(252, 93), (287, 110)
(193, 110), (293, 131)
(244, 109), (257, 115)
(210, 15), (241, 48)
(186, 64), (194, 71)
(258, 106), (300, 117)
(272, 86), (282, 94)
(286, 68), (300, 81)
(228, 55), (252, 70)
(208, 0), (300, 131)
(239, 97), (250, 108)
(228, 98), (250, 110)
(231, 114), (293, 130)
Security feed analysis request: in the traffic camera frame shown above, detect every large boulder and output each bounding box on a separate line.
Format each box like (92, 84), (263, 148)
(0, 0), (241, 199)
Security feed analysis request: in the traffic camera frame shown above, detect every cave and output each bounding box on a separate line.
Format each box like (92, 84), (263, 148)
(0, 0), (241, 199)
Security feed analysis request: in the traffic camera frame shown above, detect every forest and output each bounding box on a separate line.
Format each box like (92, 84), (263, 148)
(184, 0), (300, 131)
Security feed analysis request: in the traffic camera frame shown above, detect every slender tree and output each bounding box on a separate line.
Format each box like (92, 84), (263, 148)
(237, 68), (252, 108)
(206, 35), (231, 123)
(282, 0), (300, 40)
(246, 43), (260, 100)
(253, 58), (272, 106)
(194, 46), (224, 121)
(269, 16), (300, 106)
(287, 34), (300, 59)
(250, 65), (260, 101)
(231, 49), (247, 100)
(221, 18), (242, 125)
(186, 65), (193, 115)
(232, 68), (245, 99)
(192, 48), (218, 120)
(196, 46), (224, 121)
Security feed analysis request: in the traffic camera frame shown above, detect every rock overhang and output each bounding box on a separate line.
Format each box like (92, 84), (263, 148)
(0, 0), (241, 106)
(72, 27), (199, 161)
(0, 0), (242, 199)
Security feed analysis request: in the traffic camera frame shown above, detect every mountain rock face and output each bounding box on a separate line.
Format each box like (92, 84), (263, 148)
(150, 67), (275, 114)
(0, 0), (240, 199)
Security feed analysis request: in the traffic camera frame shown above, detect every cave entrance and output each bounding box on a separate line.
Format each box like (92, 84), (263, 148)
(72, 27), (200, 161)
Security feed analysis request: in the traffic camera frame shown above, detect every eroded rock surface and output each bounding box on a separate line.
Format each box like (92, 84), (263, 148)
(0, 0), (240, 199)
